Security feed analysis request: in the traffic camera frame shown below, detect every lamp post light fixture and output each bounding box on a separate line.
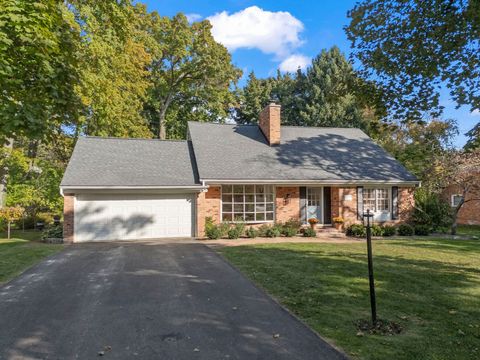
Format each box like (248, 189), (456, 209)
(363, 209), (377, 325)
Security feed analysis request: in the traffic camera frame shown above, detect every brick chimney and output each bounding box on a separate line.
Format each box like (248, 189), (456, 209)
(259, 102), (281, 145)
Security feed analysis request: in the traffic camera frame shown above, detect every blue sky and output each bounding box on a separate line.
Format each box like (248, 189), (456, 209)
(142, 0), (478, 148)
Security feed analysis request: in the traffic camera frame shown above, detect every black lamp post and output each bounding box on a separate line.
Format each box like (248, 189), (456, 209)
(363, 209), (377, 325)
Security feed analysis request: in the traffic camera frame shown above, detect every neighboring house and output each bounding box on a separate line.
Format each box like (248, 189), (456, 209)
(60, 103), (419, 242)
(443, 183), (480, 225)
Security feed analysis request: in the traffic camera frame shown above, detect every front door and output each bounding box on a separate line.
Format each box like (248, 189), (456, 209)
(307, 187), (323, 222)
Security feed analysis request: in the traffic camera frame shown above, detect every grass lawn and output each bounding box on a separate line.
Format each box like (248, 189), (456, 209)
(219, 239), (480, 360)
(457, 225), (480, 238)
(0, 230), (63, 284)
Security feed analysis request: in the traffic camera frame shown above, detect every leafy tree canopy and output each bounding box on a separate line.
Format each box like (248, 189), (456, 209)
(346, 0), (480, 122)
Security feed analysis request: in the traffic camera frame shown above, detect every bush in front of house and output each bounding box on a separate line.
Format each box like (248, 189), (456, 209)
(41, 225), (63, 241)
(345, 223), (366, 237)
(303, 227), (317, 237)
(398, 223), (414, 236)
(205, 217), (230, 239)
(227, 222), (246, 239)
(381, 225), (396, 237)
(371, 224), (384, 237)
(246, 227), (258, 238)
(412, 189), (452, 231)
(257, 224), (271, 237)
(281, 218), (302, 237)
(414, 224), (431, 236)
(265, 224), (282, 238)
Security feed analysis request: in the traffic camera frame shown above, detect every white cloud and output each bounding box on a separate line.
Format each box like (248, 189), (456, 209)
(471, 109), (480, 116)
(279, 54), (310, 72)
(185, 13), (202, 23)
(207, 6), (304, 58)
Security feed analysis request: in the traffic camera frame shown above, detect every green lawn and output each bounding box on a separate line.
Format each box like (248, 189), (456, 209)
(219, 239), (480, 360)
(0, 230), (63, 284)
(457, 224), (480, 238)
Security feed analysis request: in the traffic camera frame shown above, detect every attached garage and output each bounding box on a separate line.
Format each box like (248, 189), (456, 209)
(60, 137), (205, 242)
(74, 193), (195, 241)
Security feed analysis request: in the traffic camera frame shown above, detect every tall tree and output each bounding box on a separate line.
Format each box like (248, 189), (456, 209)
(66, 1), (153, 138)
(145, 13), (241, 139)
(298, 47), (369, 129)
(346, 0), (480, 121)
(0, 0), (79, 142)
(235, 72), (273, 124)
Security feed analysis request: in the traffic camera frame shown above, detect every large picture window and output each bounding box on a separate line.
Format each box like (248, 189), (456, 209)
(221, 185), (275, 222)
(363, 188), (390, 212)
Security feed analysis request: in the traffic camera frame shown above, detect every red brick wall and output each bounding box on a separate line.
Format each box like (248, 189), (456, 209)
(196, 186), (221, 237)
(443, 185), (480, 225)
(259, 103), (281, 145)
(331, 187), (358, 226)
(63, 194), (75, 243)
(275, 186), (300, 223)
(398, 187), (415, 222)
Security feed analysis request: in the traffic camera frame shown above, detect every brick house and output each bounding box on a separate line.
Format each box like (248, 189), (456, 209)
(442, 183), (480, 225)
(60, 103), (419, 242)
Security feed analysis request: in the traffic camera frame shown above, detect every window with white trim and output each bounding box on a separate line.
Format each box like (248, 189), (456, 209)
(221, 185), (274, 222)
(451, 194), (463, 207)
(363, 188), (390, 212)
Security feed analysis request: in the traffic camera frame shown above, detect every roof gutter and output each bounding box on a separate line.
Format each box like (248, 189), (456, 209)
(59, 184), (208, 195)
(201, 179), (421, 187)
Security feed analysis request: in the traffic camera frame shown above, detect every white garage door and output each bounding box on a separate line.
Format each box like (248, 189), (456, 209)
(74, 193), (194, 241)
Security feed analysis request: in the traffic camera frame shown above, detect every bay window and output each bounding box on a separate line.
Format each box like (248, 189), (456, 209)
(221, 185), (274, 222)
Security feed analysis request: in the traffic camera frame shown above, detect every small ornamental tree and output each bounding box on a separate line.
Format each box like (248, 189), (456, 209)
(0, 206), (24, 239)
(431, 150), (480, 235)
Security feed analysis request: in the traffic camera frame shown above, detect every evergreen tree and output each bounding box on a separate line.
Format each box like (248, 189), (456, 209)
(235, 72), (273, 124)
(298, 47), (366, 128)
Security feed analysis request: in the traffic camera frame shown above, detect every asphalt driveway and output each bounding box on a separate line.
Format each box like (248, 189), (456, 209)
(0, 240), (347, 360)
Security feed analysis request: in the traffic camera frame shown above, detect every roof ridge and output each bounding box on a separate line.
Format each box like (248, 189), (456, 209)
(188, 121), (363, 131)
(82, 136), (188, 143)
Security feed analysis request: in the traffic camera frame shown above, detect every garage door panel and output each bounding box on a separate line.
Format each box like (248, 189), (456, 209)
(75, 194), (194, 241)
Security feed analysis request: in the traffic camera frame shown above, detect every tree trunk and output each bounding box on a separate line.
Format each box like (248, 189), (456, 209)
(158, 95), (173, 140)
(7, 221), (11, 239)
(451, 197), (465, 236)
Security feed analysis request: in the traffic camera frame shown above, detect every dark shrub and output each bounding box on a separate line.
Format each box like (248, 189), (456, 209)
(41, 225), (63, 240)
(381, 225), (396, 237)
(246, 227), (258, 238)
(303, 227), (317, 237)
(371, 224), (384, 237)
(412, 189), (452, 231)
(398, 224), (414, 236)
(414, 224), (431, 236)
(345, 224), (366, 237)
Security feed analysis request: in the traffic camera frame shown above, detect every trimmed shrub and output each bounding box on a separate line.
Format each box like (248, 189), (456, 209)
(205, 217), (229, 239)
(246, 227), (259, 238)
(414, 224), (431, 236)
(265, 225), (282, 238)
(398, 224), (414, 236)
(258, 224), (271, 237)
(281, 219), (301, 237)
(41, 225), (63, 240)
(303, 227), (317, 237)
(345, 224), (366, 237)
(371, 224), (384, 237)
(227, 222), (246, 239)
(381, 225), (396, 237)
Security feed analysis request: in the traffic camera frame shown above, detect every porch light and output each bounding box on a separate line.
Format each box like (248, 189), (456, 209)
(283, 193), (291, 205)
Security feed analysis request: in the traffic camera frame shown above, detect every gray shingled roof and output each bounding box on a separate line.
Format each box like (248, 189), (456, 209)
(188, 122), (418, 182)
(61, 137), (199, 187)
